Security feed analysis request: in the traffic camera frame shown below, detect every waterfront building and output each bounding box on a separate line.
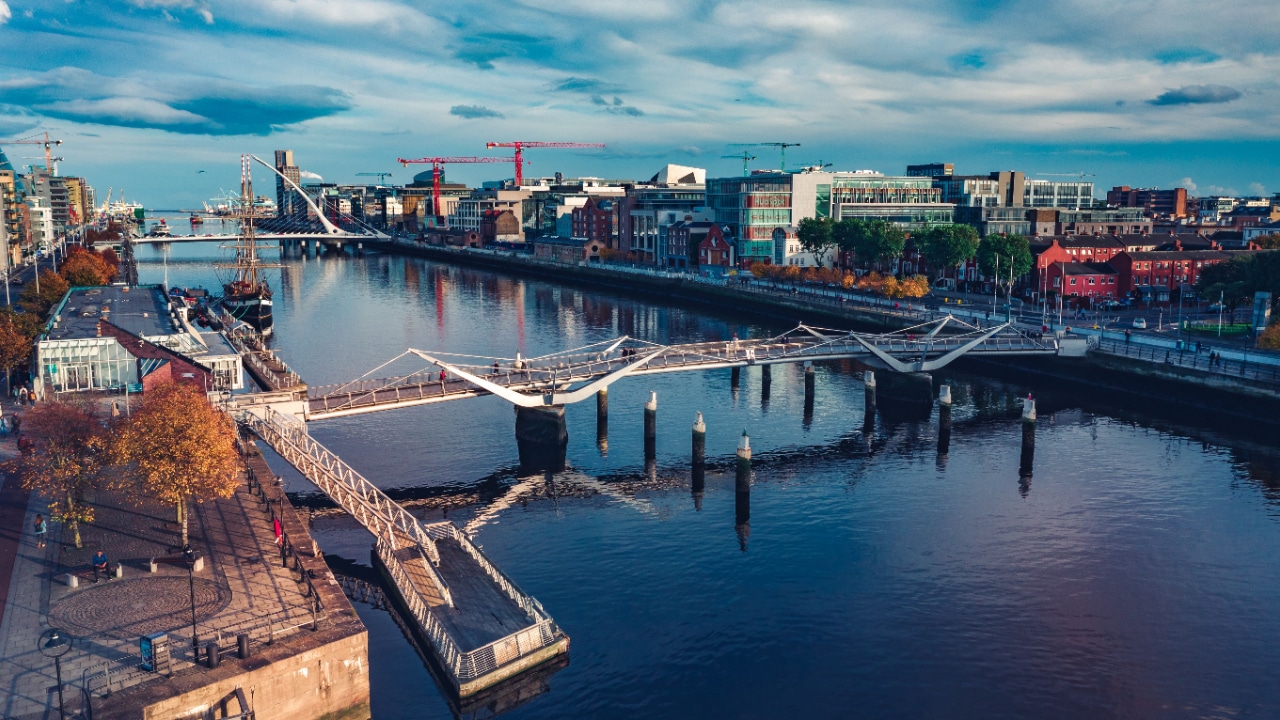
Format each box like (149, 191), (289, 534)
(480, 208), (523, 243)
(906, 162), (954, 178)
(1243, 220), (1280, 243)
(666, 220), (726, 269)
(953, 206), (1034, 236)
(696, 225), (735, 271)
(1044, 262), (1121, 302)
(1110, 248), (1254, 301)
(35, 285), (243, 397)
(1055, 207), (1151, 235)
(1106, 185), (1189, 218)
(0, 148), (20, 251)
(533, 235), (599, 263)
(21, 167), (70, 231)
(618, 168), (706, 263)
(24, 197), (53, 248)
(450, 188), (531, 238)
(707, 170), (952, 267)
(570, 196), (617, 249)
(274, 150), (306, 217)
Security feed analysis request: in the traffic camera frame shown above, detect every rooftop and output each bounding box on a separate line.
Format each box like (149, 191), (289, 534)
(44, 285), (180, 341)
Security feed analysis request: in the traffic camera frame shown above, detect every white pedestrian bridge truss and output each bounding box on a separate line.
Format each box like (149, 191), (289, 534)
(300, 317), (1059, 421)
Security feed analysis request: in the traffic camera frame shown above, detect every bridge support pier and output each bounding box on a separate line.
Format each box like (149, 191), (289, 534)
(691, 413), (706, 511)
(735, 432), (751, 552)
(516, 405), (567, 472)
(876, 371), (934, 421)
(761, 364), (771, 394)
(643, 391), (657, 459)
(730, 367), (740, 389)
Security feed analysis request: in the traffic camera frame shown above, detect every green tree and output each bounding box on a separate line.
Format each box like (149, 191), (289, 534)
(18, 270), (70, 317)
(863, 220), (907, 272)
(917, 225), (980, 278)
(796, 217), (835, 267)
(1197, 250), (1280, 322)
(1252, 233), (1280, 250)
(108, 381), (241, 546)
(832, 218), (866, 267)
(8, 400), (107, 548)
(976, 234), (1033, 298)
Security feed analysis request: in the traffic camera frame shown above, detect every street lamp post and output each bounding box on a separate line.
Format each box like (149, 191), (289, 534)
(183, 544), (199, 657)
(39, 628), (72, 720)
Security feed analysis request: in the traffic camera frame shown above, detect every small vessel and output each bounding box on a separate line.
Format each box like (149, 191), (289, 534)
(146, 220), (172, 238)
(190, 213), (204, 225)
(216, 156), (281, 333)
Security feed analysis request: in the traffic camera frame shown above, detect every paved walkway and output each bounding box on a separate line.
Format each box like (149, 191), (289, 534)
(0, 437), (320, 720)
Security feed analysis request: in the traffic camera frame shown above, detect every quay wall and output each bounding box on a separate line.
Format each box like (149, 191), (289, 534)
(96, 439), (371, 720)
(368, 241), (1280, 426)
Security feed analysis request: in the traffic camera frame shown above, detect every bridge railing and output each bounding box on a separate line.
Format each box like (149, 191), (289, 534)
(241, 407), (452, 603)
(421, 522), (550, 623)
(374, 535), (464, 671)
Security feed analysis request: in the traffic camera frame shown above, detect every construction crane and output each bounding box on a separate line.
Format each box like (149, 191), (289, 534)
(795, 161), (833, 173)
(0, 131), (63, 173)
(484, 141), (606, 187)
(356, 172), (393, 184)
(1035, 172), (1096, 181)
(396, 156), (514, 220)
(23, 156), (63, 175)
(730, 142), (801, 172)
(722, 152), (756, 177)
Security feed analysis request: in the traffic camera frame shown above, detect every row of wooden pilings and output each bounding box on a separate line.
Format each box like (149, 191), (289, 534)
(522, 362), (1038, 510)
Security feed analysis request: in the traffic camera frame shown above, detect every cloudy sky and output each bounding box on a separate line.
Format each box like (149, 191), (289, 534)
(1, 0), (1277, 207)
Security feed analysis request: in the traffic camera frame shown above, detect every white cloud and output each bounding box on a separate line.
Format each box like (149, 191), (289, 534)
(298, 170), (324, 181)
(1249, 182), (1267, 197)
(1179, 177), (1198, 192)
(0, 2), (10, 25)
(36, 97), (208, 126)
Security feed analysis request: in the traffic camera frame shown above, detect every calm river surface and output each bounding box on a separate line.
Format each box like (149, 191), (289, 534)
(137, 238), (1280, 719)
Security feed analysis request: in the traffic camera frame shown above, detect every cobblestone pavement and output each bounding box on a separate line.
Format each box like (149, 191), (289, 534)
(0, 446), (321, 720)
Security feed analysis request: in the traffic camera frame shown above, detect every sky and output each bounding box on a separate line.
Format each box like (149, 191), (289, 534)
(1, 0), (1278, 208)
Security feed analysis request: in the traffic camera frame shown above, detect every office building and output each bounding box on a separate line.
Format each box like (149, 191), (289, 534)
(274, 150), (304, 217)
(1106, 186), (1188, 218)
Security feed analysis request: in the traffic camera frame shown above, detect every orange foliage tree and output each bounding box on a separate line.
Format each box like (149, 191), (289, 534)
(8, 401), (107, 548)
(59, 246), (117, 287)
(1259, 322), (1280, 350)
(108, 382), (241, 546)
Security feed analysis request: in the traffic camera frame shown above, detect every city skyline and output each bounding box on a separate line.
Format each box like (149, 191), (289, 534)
(1, 0), (1278, 206)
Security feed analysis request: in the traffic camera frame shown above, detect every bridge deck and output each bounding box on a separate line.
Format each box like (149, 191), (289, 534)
(430, 536), (535, 651)
(305, 328), (1056, 418)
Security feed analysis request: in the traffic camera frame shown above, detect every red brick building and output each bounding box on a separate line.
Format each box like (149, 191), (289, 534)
(1109, 249), (1251, 298)
(1044, 262), (1120, 301)
(697, 225), (735, 268)
(571, 197), (618, 248)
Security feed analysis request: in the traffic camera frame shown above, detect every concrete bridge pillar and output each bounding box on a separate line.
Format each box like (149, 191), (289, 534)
(803, 362), (815, 422)
(864, 370), (877, 414)
(730, 366), (741, 389)
(643, 392), (658, 458)
(516, 405), (567, 473)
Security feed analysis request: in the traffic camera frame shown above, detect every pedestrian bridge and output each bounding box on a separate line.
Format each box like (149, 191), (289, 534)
(286, 317), (1066, 421)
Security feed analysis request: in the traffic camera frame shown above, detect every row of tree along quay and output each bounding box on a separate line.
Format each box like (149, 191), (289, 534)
(6, 381), (240, 549)
(793, 217), (1032, 299)
(0, 244), (122, 388)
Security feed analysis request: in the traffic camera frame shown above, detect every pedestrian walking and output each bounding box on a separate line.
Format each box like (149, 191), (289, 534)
(0, 417), (7, 437)
(438, 369), (447, 384)
(33, 514), (46, 548)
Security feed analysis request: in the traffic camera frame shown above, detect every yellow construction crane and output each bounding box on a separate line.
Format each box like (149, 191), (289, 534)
(0, 131), (63, 173)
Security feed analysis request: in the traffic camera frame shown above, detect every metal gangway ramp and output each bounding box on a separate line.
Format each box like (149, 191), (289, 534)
(239, 407), (569, 697)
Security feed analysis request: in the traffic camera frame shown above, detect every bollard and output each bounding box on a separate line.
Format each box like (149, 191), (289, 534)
(691, 412), (706, 510)
(1019, 396), (1036, 480)
(730, 366), (741, 389)
(735, 431), (752, 551)
(864, 370), (877, 410)
(237, 633), (250, 659)
(804, 361), (815, 403)
(643, 391), (658, 459)
(206, 641), (220, 669)
(596, 389), (609, 453)
(938, 384), (952, 406)
(66, 573), (79, 588)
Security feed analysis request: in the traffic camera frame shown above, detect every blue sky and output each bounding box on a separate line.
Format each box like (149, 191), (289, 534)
(1, 0), (1277, 207)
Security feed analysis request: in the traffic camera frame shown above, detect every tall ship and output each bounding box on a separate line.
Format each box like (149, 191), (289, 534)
(216, 156), (280, 332)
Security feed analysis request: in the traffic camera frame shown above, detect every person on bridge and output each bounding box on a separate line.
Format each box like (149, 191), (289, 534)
(439, 369), (447, 384)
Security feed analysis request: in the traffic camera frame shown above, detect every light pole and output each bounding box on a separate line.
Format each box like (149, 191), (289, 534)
(991, 254), (999, 316)
(39, 628), (72, 720)
(183, 544), (199, 657)
(1, 216), (10, 306)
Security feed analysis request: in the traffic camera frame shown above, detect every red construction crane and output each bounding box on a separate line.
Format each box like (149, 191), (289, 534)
(397, 156), (514, 220)
(484, 141), (606, 187)
(0, 131), (63, 173)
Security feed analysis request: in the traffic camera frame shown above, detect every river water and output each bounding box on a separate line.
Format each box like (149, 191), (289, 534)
(135, 238), (1280, 719)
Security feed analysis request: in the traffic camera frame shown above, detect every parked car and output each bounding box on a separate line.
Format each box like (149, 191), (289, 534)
(1132, 318), (1147, 329)
(1101, 299), (1123, 310)
(1208, 302), (1226, 312)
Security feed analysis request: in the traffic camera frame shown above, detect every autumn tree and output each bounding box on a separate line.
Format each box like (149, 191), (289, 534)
(59, 246), (115, 287)
(0, 310), (33, 386)
(19, 270), (70, 316)
(8, 400), (107, 548)
(1258, 322), (1280, 350)
(108, 381), (241, 546)
(750, 262), (768, 278)
(976, 233), (1033, 299)
(1252, 233), (1280, 250)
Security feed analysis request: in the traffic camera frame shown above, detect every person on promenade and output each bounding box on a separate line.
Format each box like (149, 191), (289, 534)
(92, 549), (110, 582)
(0, 417), (6, 437)
(33, 514), (46, 548)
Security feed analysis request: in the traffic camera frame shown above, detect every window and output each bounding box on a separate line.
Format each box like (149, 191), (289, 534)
(1088, 277), (1096, 285)
(1070, 278), (1077, 286)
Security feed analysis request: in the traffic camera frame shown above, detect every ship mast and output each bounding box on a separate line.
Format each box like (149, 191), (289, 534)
(238, 153), (258, 287)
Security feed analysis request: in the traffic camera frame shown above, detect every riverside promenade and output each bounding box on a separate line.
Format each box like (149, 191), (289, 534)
(0, 426), (370, 720)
